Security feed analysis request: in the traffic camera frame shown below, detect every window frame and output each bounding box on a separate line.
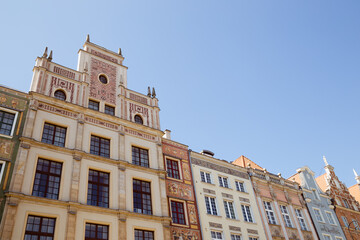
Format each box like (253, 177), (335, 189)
(205, 196), (218, 216)
(200, 170), (212, 184)
(342, 216), (349, 227)
(90, 135), (110, 158)
(134, 229), (154, 240)
(211, 231), (223, 240)
(24, 215), (56, 239)
(85, 222), (109, 240)
(166, 158), (181, 180)
(88, 99), (100, 111)
(104, 104), (115, 116)
(54, 89), (66, 101)
(295, 209), (308, 231)
(170, 200), (187, 225)
(241, 204), (254, 223)
(280, 205), (293, 228)
(313, 208), (324, 222)
(230, 234), (242, 240)
(0, 107), (18, 137)
(322, 234), (332, 240)
(325, 211), (336, 225)
(218, 176), (230, 188)
(133, 179), (152, 215)
(41, 122), (67, 147)
(263, 201), (277, 224)
(235, 181), (246, 192)
(132, 146), (149, 168)
(87, 169), (110, 208)
(224, 200), (236, 219)
(0, 160), (6, 185)
(32, 158), (63, 200)
(134, 114), (143, 124)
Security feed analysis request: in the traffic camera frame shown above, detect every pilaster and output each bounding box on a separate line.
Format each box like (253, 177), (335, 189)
(65, 207), (77, 240)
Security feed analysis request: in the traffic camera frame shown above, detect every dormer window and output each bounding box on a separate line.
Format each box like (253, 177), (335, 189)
(54, 90), (66, 101)
(134, 115), (143, 124)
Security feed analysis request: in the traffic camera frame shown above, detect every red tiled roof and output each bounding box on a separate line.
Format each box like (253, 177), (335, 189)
(232, 155), (264, 170)
(349, 184), (360, 203)
(315, 173), (327, 192)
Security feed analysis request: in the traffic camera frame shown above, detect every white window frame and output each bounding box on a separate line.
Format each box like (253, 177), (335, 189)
(335, 237), (343, 240)
(312, 188), (320, 200)
(263, 201), (277, 224)
(218, 176), (229, 188)
(295, 209), (308, 231)
(325, 211), (336, 225)
(224, 200), (236, 219)
(235, 181), (246, 192)
(280, 205), (293, 227)
(249, 237), (259, 240)
(211, 231), (223, 240)
(341, 216), (349, 227)
(230, 234), (242, 240)
(0, 107), (18, 138)
(313, 208), (324, 222)
(200, 171), (212, 184)
(205, 196), (218, 215)
(0, 160), (6, 185)
(241, 204), (254, 223)
(322, 234), (332, 240)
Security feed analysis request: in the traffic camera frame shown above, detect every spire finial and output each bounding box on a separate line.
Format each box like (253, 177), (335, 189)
(147, 87), (151, 97)
(86, 34), (90, 42)
(42, 47), (48, 58)
(152, 87), (156, 98)
(354, 169), (360, 184)
(323, 155), (329, 166)
(118, 48), (122, 56)
(48, 50), (53, 62)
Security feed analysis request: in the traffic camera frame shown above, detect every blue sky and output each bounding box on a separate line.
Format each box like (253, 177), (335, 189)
(1, 1), (359, 187)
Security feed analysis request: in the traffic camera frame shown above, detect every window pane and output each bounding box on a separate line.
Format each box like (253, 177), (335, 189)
(0, 110), (15, 136)
(90, 135), (110, 158)
(87, 170), (109, 208)
(24, 215), (56, 239)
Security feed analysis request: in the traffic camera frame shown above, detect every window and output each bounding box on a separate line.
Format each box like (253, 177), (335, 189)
(249, 238), (258, 240)
(41, 123), (67, 147)
(90, 135), (110, 158)
(322, 234), (332, 240)
(312, 189), (320, 200)
(241, 205), (254, 223)
(295, 209), (308, 231)
(98, 74), (108, 84)
(0, 109), (16, 136)
(211, 231), (223, 240)
(343, 199), (350, 208)
(335, 237), (343, 240)
(0, 161), (6, 184)
(200, 171), (212, 183)
(89, 100), (99, 111)
(352, 219), (359, 229)
(54, 89), (66, 100)
(313, 208), (324, 222)
(166, 159), (180, 179)
(85, 223), (108, 240)
(133, 179), (152, 215)
(32, 158), (62, 199)
(135, 229), (154, 240)
(224, 200), (236, 219)
(205, 196), (218, 215)
(218, 176), (229, 188)
(264, 201), (277, 224)
(132, 146), (149, 168)
(171, 200), (186, 225)
(24, 215), (56, 240)
(104, 105), (115, 115)
(134, 115), (143, 124)
(280, 205), (293, 227)
(87, 170), (109, 208)
(235, 181), (246, 192)
(342, 216), (349, 227)
(231, 234), (242, 240)
(325, 211), (336, 225)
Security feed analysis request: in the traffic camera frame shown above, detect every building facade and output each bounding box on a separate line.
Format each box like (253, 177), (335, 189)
(348, 169), (360, 206)
(0, 39), (171, 239)
(294, 166), (346, 240)
(0, 86), (29, 222)
(190, 151), (266, 240)
(233, 156), (318, 240)
(316, 158), (360, 240)
(162, 133), (202, 239)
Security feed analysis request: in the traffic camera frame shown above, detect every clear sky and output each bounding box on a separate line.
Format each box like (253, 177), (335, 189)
(1, 1), (359, 187)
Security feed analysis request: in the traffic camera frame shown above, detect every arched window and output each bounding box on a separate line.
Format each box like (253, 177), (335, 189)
(54, 90), (66, 101)
(134, 115), (143, 124)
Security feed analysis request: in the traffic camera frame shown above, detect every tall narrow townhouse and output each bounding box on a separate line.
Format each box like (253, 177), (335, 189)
(291, 166), (346, 240)
(161, 131), (202, 239)
(233, 156), (318, 240)
(0, 86), (29, 222)
(190, 151), (266, 240)
(0, 38), (170, 240)
(316, 157), (360, 240)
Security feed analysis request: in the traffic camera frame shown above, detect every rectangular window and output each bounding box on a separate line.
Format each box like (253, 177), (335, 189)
(313, 208), (324, 222)
(0, 109), (16, 136)
(235, 181), (246, 192)
(87, 170), (109, 208)
(41, 123), (67, 147)
(88, 100), (99, 111)
(218, 176), (229, 188)
(90, 135), (110, 158)
(24, 215), (56, 239)
(341, 216), (349, 227)
(295, 209), (308, 231)
(132, 146), (149, 168)
(264, 201), (277, 224)
(280, 205), (293, 227)
(171, 200), (186, 225)
(0, 161), (6, 185)
(134, 229), (154, 240)
(224, 200), (236, 219)
(241, 205), (254, 223)
(325, 211), (336, 225)
(200, 171), (212, 183)
(166, 159), (180, 179)
(322, 234), (332, 240)
(32, 158), (62, 199)
(352, 219), (359, 229)
(231, 234), (242, 240)
(211, 231), (223, 240)
(133, 179), (152, 215)
(85, 223), (109, 240)
(312, 189), (320, 200)
(343, 199), (350, 208)
(249, 238), (258, 240)
(205, 196), (218, 215)
(335, 237), (343, 240)
(104, 105), (115, 116)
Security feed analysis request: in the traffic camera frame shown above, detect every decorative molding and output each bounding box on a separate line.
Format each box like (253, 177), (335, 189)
(124, 128), (156, 141)
(247, 229), (258, 234)
(209, 222), (222, 229)
(203, 188), (216, 195)
(91, 49), (118, 64)
(84, 116), (118, 130)
(239, 197), (250, 203)
(49, 76), (75, 102)
(38, 103), (78, 118)
(222, 193), (233, 199)
(53, 66), (76, 80)
(129, 93), (148, 105)
(229, 226), (241, 232)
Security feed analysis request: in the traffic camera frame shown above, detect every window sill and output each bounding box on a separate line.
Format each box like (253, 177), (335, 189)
(207, 213), (222, 218)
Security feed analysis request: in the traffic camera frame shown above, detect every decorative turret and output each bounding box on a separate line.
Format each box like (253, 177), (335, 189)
(354, 169), (360, 184)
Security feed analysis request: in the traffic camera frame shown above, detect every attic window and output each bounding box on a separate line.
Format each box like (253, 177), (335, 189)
(54, 90), (66, 101)
(99, 74), (108, 84)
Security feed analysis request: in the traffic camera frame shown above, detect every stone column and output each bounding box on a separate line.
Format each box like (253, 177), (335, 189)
(118, 166), (126, 210)
(75, 118), (84, 150)
(118, 214), (127, 240)
(9, 143), (30, 192)
(70, 156), (81, 202)
(23, 107), (37, 138)
(162, 220), (171, 240)
(0, 198), (19, 240)
(65, 208), (77, 240)
(159, 174), (168, 217)
(118, 131), (125, 161)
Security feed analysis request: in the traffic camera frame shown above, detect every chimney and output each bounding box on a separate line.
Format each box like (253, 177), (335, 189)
(163, 129), (171, 140)
(201, 150), (214, 157)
